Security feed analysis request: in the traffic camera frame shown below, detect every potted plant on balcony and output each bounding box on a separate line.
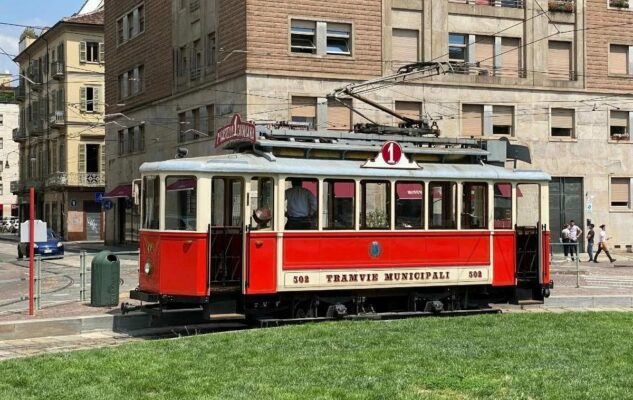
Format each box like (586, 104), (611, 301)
(610, 0), (629, 8)
(548, 0), (575, 12)
(612, 132), (631, 141)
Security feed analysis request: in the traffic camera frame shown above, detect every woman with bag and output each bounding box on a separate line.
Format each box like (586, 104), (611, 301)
(594, 224), (616, 263)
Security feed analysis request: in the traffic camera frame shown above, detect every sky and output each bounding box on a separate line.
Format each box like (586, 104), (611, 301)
(0, 0), (87, 76)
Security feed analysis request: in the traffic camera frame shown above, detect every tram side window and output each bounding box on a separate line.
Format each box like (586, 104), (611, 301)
(395, 181), (424, 229)
(284, 177), (318, 230)
(494, 183), (513, 229)
(323, 180), (355, 230)
(516, 183), (540, 227)
(361, 181), (391, 230)
(165, 176), (197, 231)
(462, 182), (488, 229)
(212, 177), (243, 227)
(429, 181), (457, 229)
(250, 177), (274, 231)
(142, 176), (160, 230)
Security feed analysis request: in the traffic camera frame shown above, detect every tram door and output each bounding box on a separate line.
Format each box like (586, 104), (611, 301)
(210, 177), (244, 291)
(515, 183), (544, 301)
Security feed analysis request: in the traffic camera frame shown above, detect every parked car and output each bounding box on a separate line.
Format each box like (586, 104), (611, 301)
(17, 229), (64, 259)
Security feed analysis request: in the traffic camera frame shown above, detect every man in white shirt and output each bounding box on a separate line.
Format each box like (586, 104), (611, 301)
(561, 224), (571, 261)
(594, 224), (616, 263)
(285, 178), (317, 230)
(567, 220), (582, 261)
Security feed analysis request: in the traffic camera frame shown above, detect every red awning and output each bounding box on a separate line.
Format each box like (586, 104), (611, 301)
(397, 183), (423, 200)
(104, 184), (132, 198)
(167, 178), (197, 191)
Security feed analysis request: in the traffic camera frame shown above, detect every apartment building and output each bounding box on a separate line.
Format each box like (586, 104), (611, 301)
(0, 77), (19, 219)
(104, 0), (633, 247)
(13, 9), (106, 241)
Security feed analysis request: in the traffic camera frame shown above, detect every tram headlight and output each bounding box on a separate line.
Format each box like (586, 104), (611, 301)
(144, 261), (152, 275)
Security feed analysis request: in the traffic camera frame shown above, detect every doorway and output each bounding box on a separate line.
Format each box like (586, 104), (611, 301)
(549, 177), (584, 253)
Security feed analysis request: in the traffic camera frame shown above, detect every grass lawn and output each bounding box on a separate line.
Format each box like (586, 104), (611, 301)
(1, 313), (633, 400)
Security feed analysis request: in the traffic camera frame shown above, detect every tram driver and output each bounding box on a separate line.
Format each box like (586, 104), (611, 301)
(285, 178), (317, 230)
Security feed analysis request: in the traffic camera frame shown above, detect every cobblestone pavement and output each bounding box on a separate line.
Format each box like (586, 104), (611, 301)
(0, 331), (141, 361)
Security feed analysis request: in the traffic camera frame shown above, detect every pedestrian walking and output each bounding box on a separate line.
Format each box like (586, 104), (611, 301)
(568, 220), (582, 261)
(586, 224), (595, 262)
(561, 224), (571, 261)
(594, 224), (616, 263)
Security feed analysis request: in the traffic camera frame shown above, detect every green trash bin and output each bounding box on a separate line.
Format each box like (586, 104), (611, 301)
(90, 250), (120, 307)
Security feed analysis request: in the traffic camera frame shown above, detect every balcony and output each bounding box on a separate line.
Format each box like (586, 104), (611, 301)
(29, 119), (45, 135)
(549, 0), (575, 12)
(12, 128), (27, 142)
(49, 111), (65, 126)
(46, 172), (106, 188)
(449, 0), (524, 8)
(51, 62), (65, 79)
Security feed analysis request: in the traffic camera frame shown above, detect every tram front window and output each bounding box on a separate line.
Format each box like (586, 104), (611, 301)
(165, 176), (197, 231)
(250, 177), (274, 231)
(284, 178), (318, 230)
(462, 182), (488, 229)
(142, 176), (160, 230)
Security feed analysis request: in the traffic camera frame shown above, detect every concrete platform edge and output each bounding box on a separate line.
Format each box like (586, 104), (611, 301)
(545, 296), (633, 308)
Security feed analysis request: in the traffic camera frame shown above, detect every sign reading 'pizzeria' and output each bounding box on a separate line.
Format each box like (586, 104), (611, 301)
(215, 114), (257, 147)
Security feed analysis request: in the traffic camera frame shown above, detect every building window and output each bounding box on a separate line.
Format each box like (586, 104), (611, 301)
(326, 23), (351, 55)
(291, 20), (317, 54)
(0, 137), (3, 149)
(493, 105), (514, 135)
(548, 41), (573, 80)
(0, 184), (3, 196)
(177, 46), (187, 77)
(207, 32), (216, 66)
(117, 4), (145, 45)
(392, 29), (419, 69)
(395, 101), (421, 126)
(80, 86), (100, 113)
(191, 40), (202, 80)
(0, 114), (3, 126)
(327, 98), (352, 131)
(609, 0), (633, 10)
(610, 110), (630, 140)
(206, 105), (215, 136)
(462, 104), (484, 137)
(118, 130), (125, 155)
(291, 96), (317, 129)
(609, 44), (630, 75)
(550, 108), (575, 138)
(449, 33), (468, 62)
(611, 178), (631, 208)
(80, 42), (102, 63)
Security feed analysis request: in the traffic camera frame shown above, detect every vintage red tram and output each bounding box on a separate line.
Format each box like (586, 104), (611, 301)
(129, 123), (552, 319)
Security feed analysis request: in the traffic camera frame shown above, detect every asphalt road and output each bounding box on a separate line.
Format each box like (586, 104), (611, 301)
(0, 239), (139, 315)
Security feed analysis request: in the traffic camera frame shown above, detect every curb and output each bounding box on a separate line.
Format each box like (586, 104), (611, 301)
(545, 295), (633, 308)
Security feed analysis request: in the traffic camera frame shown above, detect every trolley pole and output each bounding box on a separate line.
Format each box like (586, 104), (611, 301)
(29, 187), (35, 316)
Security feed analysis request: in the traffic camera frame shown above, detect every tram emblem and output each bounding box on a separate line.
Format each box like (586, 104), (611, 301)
(369, 241), (382, 258)
(362, 141), (421, 170)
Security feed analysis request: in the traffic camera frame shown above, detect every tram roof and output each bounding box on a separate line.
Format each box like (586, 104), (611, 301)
(140, 153), (550, 182)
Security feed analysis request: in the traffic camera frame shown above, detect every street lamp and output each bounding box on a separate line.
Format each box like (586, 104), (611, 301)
(5, 151), (19, 169)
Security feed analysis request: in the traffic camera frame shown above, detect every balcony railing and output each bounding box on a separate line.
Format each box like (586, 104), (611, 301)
(50, 111), (65, 126)
(46, 172), (106, 188)
(12, 128), (27, 142)
(51, 62), (65, 79)
(548, 0), (576, 12)
(450, 0), (524, 8)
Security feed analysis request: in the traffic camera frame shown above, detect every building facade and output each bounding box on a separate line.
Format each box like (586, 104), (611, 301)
(13, 10), (106, 240)
(0, 77), (19, 219)
(104, 0), (633, 248)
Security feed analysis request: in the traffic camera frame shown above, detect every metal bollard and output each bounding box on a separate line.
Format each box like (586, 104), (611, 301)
(35, 255), (42, 310)
(575, 243), (580, 288)
(80, 251), (87, 302)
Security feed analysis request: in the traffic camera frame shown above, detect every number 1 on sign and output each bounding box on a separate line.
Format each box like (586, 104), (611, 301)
(387, 143), (395, 164)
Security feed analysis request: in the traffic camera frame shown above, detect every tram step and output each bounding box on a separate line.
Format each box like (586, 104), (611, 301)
(207, 313), (246, 321)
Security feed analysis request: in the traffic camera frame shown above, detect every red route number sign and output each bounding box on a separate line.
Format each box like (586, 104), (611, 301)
(381, 141), (403, 165)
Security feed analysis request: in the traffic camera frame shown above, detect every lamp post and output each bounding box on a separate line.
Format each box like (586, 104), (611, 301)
(4, 150), (19, 169)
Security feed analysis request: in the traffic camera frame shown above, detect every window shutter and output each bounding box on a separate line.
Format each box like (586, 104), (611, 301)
(99, 43), (105, 64)
(132, 8), (140, 37)
(134, 68), (140, 94)
(79, 144), (86, 173)
(611, 178), (630, 204)
(93, 87), (100, 112)
(462, 104), (484, 137)
(611, 111), (629, 128)
(395, 101), (421, 121)
(548, 41), (572, 80)
(292, 97), (317, 119)
(121, 72), (129, 98)
(609, 45), (628, 75)
(327, 99), (352, 131)
(475, 35), (494, 70)
(80, 87), (87, 112)
(500, 37), (520, 77)
(493, 105), (514, 126)
(551, 108), (574, 129)
(58, 89), (64, 112)
(392, 29), (419, 69)
(100, 144), (105, 173)
(51, 89), (57, 113)
(80, 41), (87, 63)
(58, 43), (64, 63)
